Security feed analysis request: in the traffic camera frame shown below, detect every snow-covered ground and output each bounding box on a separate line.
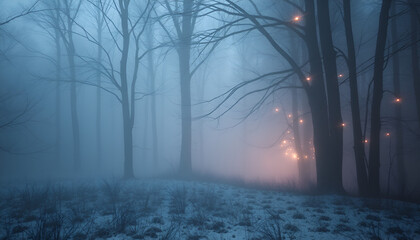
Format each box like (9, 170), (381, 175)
(0, 179), (419, 239)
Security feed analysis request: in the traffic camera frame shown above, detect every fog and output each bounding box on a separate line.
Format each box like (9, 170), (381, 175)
(0, 0), (419, 197)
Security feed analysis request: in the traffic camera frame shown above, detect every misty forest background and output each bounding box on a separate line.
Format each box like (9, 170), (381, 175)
(1, 0), (420, 200)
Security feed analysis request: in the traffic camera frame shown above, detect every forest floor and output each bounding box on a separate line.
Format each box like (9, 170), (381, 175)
(0, 178), (419, 240)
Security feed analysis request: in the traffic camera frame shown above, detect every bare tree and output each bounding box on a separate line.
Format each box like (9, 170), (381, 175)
(49, 0), (83, 171)
(201, 0), (342, 192)
(409, 0), (420, 129)
(316, 0), (344, 192)
(35, 0), (64, 165)
(86, 0), (110, 167)
(343, 0), (369, 196)
(368, 0), (392, 196)
(390, 1), (405, 196)
(158, 0), (219, 174)
(80, 0), (155, 178)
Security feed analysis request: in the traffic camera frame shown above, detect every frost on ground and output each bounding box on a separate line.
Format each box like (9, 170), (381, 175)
(0, 179), (419, 240)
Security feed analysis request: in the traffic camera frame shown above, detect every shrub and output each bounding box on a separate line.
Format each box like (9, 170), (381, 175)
(169, 187), (188, 215)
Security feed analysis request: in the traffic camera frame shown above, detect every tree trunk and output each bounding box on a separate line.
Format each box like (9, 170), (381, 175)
(343, 0), (369, 196)
(304, 0), (341, 193)
(120, 3), (134, 178)
(179, 0), (193, 174)
(316, 0), (344, 193)
(390, 1), (405, 196)
(122, 93), (134, 178)
(368, 0), (392, 196)
(410, 0), (420, 129)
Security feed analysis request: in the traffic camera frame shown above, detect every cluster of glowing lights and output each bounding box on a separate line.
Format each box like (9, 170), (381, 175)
(279, 129), (315, 161)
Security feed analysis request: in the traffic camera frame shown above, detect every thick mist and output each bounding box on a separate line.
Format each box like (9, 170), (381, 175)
(0, 0), (419, 197)
(2, 1), (420, 239)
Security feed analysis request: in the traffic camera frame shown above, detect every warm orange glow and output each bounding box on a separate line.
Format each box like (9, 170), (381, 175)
(306, 76), (311, 81)
(386, 132), (390, 137)
(299, 119), (303, 124)
(288, 114), (292, 118)
(304, 155), (308, 159)
(293, 16), (301, 22)
(283, 140), (287, 144)
(395, 98), (401, 103)
(292, 153), (298, 159)
(341, 123), (346, 127)
(338, 74), (344, 78)
(364, 139), (368, 143)
(275, 108), (280, 112)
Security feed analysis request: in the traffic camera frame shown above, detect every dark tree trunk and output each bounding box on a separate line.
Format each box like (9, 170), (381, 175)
(390, 1), (405, 196)
(120, 2), (134, 179)
(179, 0), (193, 174)
(316, 0), (344, 193)
(302, 0), (340, 193)
(343, 0), (369, 196)
(368, 0), (392, 196)
(304, 0), (340, 193)
(410, 0), (420, 129)
(227, 0), (342, 193)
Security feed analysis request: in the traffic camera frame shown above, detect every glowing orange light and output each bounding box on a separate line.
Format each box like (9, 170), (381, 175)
(283, 140), (287, 144)
(386, 132), (390, 137)
(292, 153), (298, 159)
(304, 155), (308, 159)
(288, 114), (292, 118)
(306, 77), (311, 81)
(395, 98), (401, 103)
(287, 130), (291, 134)
(364, 139), (368, 143)
(299, 119), (304, 124)
(338, 74), (344, 78)
(341, 123), (346, 127)
(293, 16), (301, 22)
(275, 108), (280, 112)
